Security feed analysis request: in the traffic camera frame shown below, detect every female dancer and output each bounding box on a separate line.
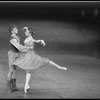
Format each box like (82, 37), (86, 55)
(12, 27), (67, 93)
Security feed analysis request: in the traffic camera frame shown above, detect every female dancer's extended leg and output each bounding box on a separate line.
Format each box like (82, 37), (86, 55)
(49, 61), (67, 70)
(24, 60), (67, 93)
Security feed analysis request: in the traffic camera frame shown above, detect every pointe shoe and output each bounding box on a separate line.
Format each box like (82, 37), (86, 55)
(24, 85), (30, 93)
(60, 67), (67, 70)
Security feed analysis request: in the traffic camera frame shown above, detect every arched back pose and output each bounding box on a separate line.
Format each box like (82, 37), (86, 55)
(12, 27), (67, 93)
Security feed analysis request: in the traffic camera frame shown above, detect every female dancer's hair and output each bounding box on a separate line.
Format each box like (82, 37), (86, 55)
(23, 27), (35, 35)
(28, 28), (35, 35)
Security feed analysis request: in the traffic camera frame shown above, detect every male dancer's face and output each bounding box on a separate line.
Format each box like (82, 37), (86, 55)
(12, 28), (18, 34)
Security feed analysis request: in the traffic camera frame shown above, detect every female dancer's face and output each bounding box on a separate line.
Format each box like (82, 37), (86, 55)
(25, 29), (30, 37)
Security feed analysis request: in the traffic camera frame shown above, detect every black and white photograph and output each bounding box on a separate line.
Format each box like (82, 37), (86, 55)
(0, 1), (100, 99)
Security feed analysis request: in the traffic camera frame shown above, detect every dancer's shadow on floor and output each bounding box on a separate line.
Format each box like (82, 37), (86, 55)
(0, 88), (63, 99)
(23, 88), (63, 99)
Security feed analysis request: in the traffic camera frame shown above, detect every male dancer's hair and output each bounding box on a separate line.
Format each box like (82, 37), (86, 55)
(9, 25), (17, 33)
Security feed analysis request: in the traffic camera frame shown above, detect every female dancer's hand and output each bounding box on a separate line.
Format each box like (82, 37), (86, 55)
(41, 40), (46, 46)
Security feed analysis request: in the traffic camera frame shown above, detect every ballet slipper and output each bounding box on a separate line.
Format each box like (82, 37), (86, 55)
(60, 67), (67, 70)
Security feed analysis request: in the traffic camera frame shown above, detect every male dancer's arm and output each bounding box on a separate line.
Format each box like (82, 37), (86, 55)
(10, 39), (29, 52)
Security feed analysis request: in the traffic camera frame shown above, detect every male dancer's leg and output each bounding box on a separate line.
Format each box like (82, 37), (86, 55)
(7, 51), (19, 92)
(7, 65), (15, 92)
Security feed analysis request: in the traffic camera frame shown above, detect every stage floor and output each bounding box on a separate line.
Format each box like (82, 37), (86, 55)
(0, 50), (100, 99)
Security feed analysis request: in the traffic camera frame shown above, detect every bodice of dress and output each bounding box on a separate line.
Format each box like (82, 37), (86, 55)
(24, 36), (34, 49)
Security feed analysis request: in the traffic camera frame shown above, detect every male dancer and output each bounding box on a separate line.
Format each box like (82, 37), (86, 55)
(7, 25), (20, 92)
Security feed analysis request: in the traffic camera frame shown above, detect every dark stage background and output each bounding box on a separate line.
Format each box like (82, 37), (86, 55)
(0, 2), (100, 58)
(0, 1), (100, 98)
